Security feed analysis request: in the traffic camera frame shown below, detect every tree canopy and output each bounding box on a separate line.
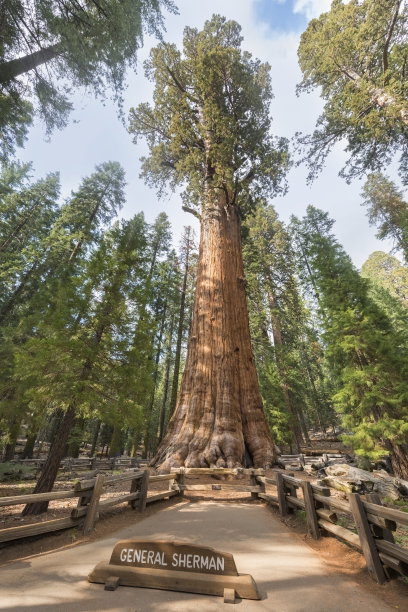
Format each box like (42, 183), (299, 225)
(129, 14), (289, 215)
(0, 0), (177, 159)
(297, 0), (408, 182)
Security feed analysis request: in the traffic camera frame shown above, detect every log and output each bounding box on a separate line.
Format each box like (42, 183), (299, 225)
(149, 474), (175, 482)
(170, 467), (264, 476)
(349, 493), (386, 584)
(98, 492), (140, 511)
(316, 507), (337, 523)
(146, 490), (178, 504)
(258, 492), (279, 505)
(324, 464), (401, 500)
(286, 496), (305, 509)
(378, 553), (408, 577)
(362, 501), (408, 527)
(303, 481), (320, 539)
(83, 473), (105, 535)
(276, 472), (288, 516)
(177, 484), (262, 493)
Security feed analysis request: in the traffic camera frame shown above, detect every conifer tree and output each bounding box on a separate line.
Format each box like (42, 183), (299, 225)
(294, 206), (408, 477)
(0, 0), (177, 158)
(361, 174), (408, 262)
(297, 0), (408, 182)
(129, 15), (289, 469)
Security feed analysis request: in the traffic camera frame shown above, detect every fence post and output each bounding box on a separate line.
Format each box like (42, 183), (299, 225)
(302, 481), (320, 540)
(176, 468), (185, 497)
(276, 472), (288, 516)
(83, 473), (105, 535)
(138, 469), (149, 513)
(349, 493), (386, 584)
(129, 469), (149, 512)
(365, 493), (395, 543)
(250, 469), (259, 499)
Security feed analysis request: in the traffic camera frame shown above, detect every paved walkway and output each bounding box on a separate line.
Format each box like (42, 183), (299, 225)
(0, 501), (394, 612)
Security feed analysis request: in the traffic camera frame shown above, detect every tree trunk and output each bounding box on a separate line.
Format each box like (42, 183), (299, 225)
(22, 427), (39, 459)
(3, 418), (21, 462)
(158, 312), (175, 443)
(22, 405), (76, 515)
(168, 231), (191, 416)
(384, 440), (408, 479)
(142, 301), (167, 457)
(151, 195), (276, 470)
(109, 424), (122, 458)
(0, 44), (60, 84)
(67, 417), (85, 458)
(90, 420), (101, 457)
(267, 285), (304, 451)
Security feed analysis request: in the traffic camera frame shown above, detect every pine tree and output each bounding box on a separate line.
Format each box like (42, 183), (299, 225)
(294, 206), (408, 477)
(297, 0), (408, 182)
(0, 0), (177, 158)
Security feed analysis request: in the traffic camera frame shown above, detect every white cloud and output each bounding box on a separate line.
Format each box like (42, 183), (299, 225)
(294, 0), (331, 19)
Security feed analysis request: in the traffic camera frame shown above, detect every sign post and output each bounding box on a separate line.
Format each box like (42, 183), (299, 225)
(88, 539), (260, 602)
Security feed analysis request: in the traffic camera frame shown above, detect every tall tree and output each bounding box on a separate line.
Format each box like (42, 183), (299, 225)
(243, 204), (306, 451)
(0, 0), (177, 158)
(361, 174), (408, 262)
(361, 250), (408, 305)
(294, 206), (408, 478)
(297, 0), (408, 182)
(129, 15), (289, 470)
(168, 225), (196, 416)
(21, 214), (147, 513)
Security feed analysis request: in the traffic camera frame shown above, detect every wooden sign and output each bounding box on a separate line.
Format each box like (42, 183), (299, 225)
(88, 539), (260, 601)
(109, 540), (238, 575)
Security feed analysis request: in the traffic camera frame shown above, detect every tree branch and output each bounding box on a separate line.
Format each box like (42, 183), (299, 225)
(182, 205), (201, 221)
(382, 0), (401, 80)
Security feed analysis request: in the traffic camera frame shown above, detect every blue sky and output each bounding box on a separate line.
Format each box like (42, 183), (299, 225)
(15, 0), (397, 267)
(254, 0), (308, 32)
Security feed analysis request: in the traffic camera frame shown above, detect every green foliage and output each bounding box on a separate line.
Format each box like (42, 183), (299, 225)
(297, 0), (408, 182)
(293, 206), (408, 462)
(361, 250), (408, 305)
(0, 0), (177, 157)
(129, 14), (289, 213)
(361, 174), (408, 261)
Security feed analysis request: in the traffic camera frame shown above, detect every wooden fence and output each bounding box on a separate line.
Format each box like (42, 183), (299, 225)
(12, 456), (148, 473)
(0, 469), (176, 544)
(1, 466), (408, 586)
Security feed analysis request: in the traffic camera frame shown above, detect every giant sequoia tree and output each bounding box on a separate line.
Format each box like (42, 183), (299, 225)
(129, 16), (289, 470)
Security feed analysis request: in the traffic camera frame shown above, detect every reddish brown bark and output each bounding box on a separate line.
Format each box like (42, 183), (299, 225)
(151, 193), (276, 470)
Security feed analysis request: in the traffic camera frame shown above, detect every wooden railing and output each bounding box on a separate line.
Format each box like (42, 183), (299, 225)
(0, 469), (175, 544)
(2, 465), (408, 586)
(254, 470), (408, 584)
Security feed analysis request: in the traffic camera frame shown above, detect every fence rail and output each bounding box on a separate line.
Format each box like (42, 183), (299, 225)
(0, 468), (175, 544)
(1, 466), (408, 585)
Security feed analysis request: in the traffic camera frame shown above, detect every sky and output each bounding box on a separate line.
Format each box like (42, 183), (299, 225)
(16, 0), (397, 267)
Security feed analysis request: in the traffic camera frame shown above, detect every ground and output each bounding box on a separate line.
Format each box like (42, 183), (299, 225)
(1, 470), (408, 610)
(0, 500), (406, 611)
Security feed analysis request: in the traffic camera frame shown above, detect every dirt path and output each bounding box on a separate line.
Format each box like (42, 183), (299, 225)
(0, 500), (403, 612)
